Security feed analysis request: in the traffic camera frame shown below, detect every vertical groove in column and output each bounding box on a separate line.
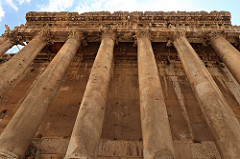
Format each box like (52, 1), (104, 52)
(0, 39), (14, 57)
(136, 30), (175, 159)
(0, 29), (50, 98)
(65, 28), (116, 159)
(0, 31), (82, 158)
(210, 35), (240, 85)
(174, 35), (240, 159)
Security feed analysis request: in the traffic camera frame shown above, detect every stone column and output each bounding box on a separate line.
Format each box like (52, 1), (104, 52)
(0, 29), (50, 98)
(0, 39), (15, 57)
(173, 34), (240, 159)
(0, 31), (82, 158)
(65, 29), (116, 159)
(210, 34), (240, 84)
(0, 36), (7, 45)
(136, 30), (175, 159)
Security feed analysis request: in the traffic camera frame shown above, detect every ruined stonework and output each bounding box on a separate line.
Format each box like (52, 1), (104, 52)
(0, 11), (240, 159)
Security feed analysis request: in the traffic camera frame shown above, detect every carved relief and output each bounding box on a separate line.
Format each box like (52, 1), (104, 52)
(25, 11), (232, 27)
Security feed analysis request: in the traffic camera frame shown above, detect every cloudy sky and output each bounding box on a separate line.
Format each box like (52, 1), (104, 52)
(0, 0), (239, 52)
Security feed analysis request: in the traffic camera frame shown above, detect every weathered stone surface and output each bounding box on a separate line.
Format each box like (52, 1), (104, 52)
(65, 29), (115, 159)
(0, 40), (14, 57)
(0, 29), (50, 97)
(0, 31), (81, 158)
(1, 10), (240, 159)
(174, 36), (240, 159)
(136, 29), (175, 159)
(210, 35), (240, 85)
(0, 37), (7, 45)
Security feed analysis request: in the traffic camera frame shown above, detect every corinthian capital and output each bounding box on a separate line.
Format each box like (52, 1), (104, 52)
(101, 27), (117, 41)
(207, 30), (225, 42)
(172, 30), (186, 40)
(36, 25), (53, 44)
(3, 26), (24, 45)
(68, 30), (84, 41)
(135, 28), (152, 40)
(166, 30), (186, 47)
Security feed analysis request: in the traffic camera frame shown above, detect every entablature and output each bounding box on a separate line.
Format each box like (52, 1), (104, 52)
(25, 11), (231, 27)
(11, 25), (240, 45)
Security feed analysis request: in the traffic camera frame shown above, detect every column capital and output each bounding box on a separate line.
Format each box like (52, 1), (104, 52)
(206, 30), (226, 43)
(35, 26), (53, 45)
(134, 28), (152, 40)
(67, 30), (84, 41)
(101, 27), (117, 41)
(166, 30), (186, 47)
(2, 26), (24, 45)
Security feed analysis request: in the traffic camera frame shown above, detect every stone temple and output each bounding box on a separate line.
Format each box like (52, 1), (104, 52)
(0, 11), (240, 159)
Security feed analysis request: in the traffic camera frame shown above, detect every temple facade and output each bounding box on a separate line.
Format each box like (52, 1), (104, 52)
(0, 11), (240, 159)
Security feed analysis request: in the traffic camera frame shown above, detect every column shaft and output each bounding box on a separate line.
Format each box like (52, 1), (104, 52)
(137, 36), (175, 159)
(0, 40), (14, 57)
(0, 34), (47, 97)
(174, 36), (240, 159)
(211, 36), (240, 84)
(65, 32), (115, 159)
(0, 33), (81, 158)
(0, 37), (7, 45)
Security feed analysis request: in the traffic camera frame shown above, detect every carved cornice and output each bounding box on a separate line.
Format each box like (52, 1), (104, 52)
(25, 11), (232, 27)
(101, 27), (117, 41)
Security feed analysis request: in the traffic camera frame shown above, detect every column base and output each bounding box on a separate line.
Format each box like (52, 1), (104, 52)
(0, 151), (18, 159)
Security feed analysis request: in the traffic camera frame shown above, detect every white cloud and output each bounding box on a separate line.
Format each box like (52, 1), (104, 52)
(17, 0), (31, 5)
(4, 0), (18, 11)
(39, 0), (74, 11)
(75, 0), (196, 14)
(75, 0), (106, 13)
(0, 1), (5, 23)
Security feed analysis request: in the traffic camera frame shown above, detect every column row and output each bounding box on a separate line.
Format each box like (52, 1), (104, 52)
(0, 29), (240, 159)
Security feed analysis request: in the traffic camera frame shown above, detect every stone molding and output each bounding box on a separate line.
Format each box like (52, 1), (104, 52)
(25, 11), (231, 27)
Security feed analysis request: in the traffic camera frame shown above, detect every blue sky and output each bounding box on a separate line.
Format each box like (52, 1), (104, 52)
(0, 0), (239, 52)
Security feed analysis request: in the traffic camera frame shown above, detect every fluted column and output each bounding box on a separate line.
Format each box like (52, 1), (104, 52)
(65, 29), (116, 159)
(0, 31), (82, 158)
(136, 30), (175, 159)
(210, 34), (240, 84)
(0, 29), (50, 98)
(173, 34), (240, 159)
(0, 39), (15, 57)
